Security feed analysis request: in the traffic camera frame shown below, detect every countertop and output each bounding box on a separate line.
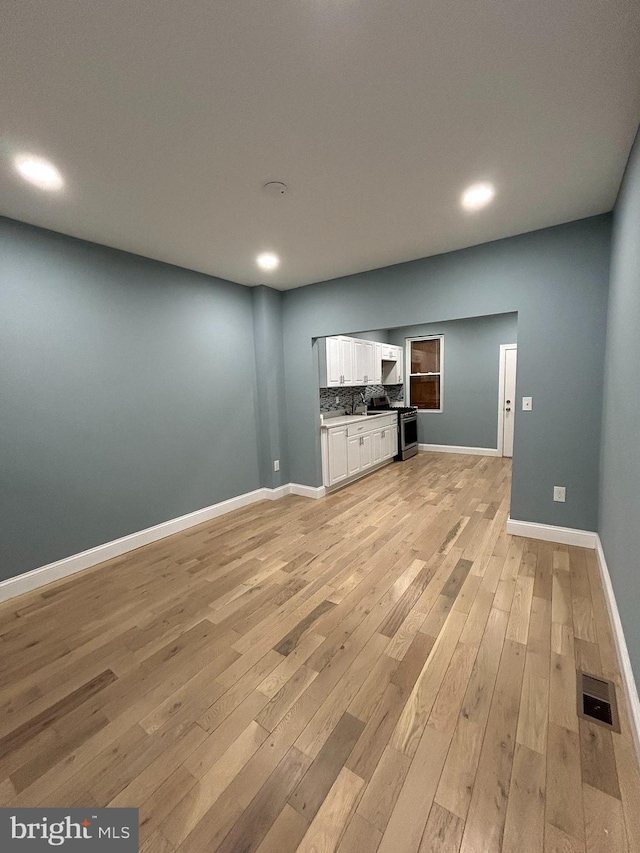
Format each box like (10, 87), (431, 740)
(320, 412), (397, 429)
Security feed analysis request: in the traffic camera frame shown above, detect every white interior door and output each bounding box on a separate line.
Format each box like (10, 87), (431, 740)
(499, 345), (517, 457)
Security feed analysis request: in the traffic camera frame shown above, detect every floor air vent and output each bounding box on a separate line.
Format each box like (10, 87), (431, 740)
(577, 671), (620, 732)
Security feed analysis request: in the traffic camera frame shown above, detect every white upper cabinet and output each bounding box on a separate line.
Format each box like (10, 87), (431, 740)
(319, 336), (402, 388)
(340, 336), (354, 384)
(324, 336), (342, 386)
(380, 344), (396, 360)
(372, 342), (383, 385)
(382, 345), (404, 385)
(354, 339), (376, 385)
(319, 335), (354, 387)
(353, 339), (367, 384)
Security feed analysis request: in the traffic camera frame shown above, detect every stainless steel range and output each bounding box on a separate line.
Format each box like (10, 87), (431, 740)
(367, 396), (419, 460)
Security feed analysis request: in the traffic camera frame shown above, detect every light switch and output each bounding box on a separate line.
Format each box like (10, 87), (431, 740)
(522, 397), (532, 411)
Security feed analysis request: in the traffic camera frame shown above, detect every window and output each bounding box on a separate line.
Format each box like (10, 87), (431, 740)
(407, 335), (443, 411)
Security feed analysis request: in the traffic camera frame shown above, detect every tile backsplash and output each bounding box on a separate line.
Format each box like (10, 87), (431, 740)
(319, 384), (404, 413)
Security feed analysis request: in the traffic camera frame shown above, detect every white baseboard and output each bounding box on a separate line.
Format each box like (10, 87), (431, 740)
(419, 443), (500, 457)
(289, 483), (326, 499)
(262, 485), (290, 500)
(0, 482), (325, 603)
(263, 483), (326, 500)
(506, 516), (598, 549)
(594, 536), (640, 760)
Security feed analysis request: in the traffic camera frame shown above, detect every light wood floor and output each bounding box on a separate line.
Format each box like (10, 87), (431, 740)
(1, 453), (639, 853)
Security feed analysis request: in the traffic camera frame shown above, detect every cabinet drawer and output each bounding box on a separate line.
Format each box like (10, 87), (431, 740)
(346, 416), (395, 436)
(346, 421), (371, 437)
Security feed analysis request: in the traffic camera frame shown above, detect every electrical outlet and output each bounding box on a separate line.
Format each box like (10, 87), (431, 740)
(335, 396), (340, 404)
(553, 486), (566, 502)
(273, 460), (280, 472)
(522, 397), (533, 411)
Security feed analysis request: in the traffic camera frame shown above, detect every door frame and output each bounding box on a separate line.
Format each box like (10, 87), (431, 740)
(497, 344), (517, 457)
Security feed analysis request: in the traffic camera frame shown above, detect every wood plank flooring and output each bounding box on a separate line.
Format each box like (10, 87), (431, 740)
(1, 452), (639, 852)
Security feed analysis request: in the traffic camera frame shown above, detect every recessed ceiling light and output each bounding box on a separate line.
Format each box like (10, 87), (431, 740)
(256, 252), (280, 271)
(14, 154), (64, 191)
(461, 182), (495, 211)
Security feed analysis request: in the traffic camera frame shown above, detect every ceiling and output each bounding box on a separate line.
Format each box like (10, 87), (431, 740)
(2, 1), (639, 290)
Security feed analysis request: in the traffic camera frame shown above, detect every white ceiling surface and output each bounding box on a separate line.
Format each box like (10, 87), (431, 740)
(2, 1), (639, 290)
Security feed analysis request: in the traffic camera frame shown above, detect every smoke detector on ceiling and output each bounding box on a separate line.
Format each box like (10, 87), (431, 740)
(263, 181), (288, 196)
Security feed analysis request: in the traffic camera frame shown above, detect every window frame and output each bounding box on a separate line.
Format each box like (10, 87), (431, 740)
(405, 334), (444, 413)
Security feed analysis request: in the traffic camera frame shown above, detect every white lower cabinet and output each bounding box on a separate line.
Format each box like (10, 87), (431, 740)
(386, 424), (398, 458)
(347, 433), (373, 477)
(322, 415), (397, 488)
(326, 426), (349, 484)
(372, 429), (383, 466)
(347, 436), (361, 476)
(378, 424), (397, 459)
(360, 433), (373, 470)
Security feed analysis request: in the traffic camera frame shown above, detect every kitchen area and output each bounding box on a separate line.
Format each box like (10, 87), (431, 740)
(315, 313), (518, 492)
(318, 333), (418, 489)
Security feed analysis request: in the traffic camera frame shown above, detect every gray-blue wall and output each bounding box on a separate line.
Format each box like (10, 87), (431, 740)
(252, 286), (289, 488)
(0, 212), (615, 585)
(387, 313), (518, 448)
(600, 129), (640, 683)
(282, 215), (611, 531)
(346, 329), (391, 343)
(0, 217), (262, 580)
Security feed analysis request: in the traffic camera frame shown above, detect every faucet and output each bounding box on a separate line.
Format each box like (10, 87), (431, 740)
(351, 391), (367, 415)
